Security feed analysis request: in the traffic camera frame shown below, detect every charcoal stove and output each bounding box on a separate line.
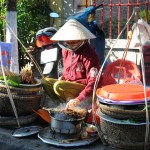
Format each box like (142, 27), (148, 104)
(50, 109), (85, 134)
(38, 108), (99, 147)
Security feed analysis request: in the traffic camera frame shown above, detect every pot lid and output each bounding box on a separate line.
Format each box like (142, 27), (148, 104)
(12, 126), (43, 137)
(96, 84), (150, 101)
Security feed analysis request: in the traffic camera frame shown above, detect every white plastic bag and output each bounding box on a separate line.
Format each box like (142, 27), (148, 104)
(130, 19), (150, 47)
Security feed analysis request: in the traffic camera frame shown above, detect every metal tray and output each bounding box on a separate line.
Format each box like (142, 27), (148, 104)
(38, 123), (99, 147)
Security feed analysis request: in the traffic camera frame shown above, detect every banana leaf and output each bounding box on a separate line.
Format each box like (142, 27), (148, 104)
(0, 75), (21, 87)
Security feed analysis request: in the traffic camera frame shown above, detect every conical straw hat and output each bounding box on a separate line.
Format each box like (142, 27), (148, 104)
(51, 19), (96, 41)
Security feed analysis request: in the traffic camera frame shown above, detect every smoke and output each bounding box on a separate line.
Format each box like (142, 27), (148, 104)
(55, 97), (92, 110)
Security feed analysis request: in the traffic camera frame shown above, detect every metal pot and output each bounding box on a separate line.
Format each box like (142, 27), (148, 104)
(50, 112), (85, 134)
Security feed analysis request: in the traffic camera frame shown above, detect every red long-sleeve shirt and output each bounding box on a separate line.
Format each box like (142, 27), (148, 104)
(62, 42), (100, 101)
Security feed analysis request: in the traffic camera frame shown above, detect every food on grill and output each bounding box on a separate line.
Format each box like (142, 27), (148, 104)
(48, 107), (87, 121)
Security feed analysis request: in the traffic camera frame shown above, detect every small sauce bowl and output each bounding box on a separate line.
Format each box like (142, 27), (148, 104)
(86, 125), (97, 136)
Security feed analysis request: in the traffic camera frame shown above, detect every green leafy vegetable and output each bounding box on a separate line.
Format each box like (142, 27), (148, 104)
(0, 76), (21, 87)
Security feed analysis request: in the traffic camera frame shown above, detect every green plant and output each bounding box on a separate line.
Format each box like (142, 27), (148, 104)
(140, 9), (150, 23)
(0, 0), (6, 41)
(17, 1), (51, 48)
(104, 18), (128, 39)
(0, 0), (52, 67)
(17, 0), (51, 67)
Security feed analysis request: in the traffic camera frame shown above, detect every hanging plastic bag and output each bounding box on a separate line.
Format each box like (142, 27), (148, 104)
(130, 19), (150, 47)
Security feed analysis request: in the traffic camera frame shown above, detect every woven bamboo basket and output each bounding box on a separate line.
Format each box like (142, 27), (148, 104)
(98, 102), (150, 121)
(0, 113), (38, 128)
(0, 92), (41, 116)
(0, 78), (41, 95)
(100, 119), (150, 150)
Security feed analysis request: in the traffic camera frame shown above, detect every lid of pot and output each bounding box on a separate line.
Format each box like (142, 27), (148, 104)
(12, 126), (43, 137)
(96, 84), (150, 101)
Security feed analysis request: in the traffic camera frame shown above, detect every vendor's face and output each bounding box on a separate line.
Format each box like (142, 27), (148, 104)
(64, 40), (80, 45)
(62, 40), (85, 51)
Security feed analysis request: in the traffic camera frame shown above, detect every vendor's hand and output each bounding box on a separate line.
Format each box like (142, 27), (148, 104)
(65, 98), (80, 109)
(58, 76), (62, 80)
(58, 76), (64, 80)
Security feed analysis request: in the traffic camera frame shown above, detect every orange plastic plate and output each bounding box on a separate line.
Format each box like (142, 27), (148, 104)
(96, 84), (150, 101)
